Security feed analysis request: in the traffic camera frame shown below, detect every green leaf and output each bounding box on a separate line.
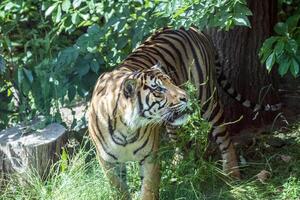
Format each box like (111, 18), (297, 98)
(60, 148), (68, 172)
(23, 68), (33, 83)
(0, 55), (6, 74)
(266, 52), (275, 72)
(274, 22), (288, 35)
(274, 40), (285, 56)
(68, 86), (76, 102)
(62, 0), (71, 11)
(287, 39), (298, 54)
(87, 24), (103, 36)
(76, 59), (90, 77)
(4, 2), (16, 11)
(290, 58), (299, 77)
(234, 3), (253, 16)
(286, 14), (300, 30)
(262, 37), (278, 49)
(79, 13), (90, 21)
(278, 58), (290, 76)
(233, 16), (251, 27)
(117, 36), (128, 49)
(71, 12), (79, 24)
(72, 0), (82, 9)
(260, 37), (278, 62)
(56, 5), (62, 23)
(45, 3), (58, 17)
(173, 5), (190, 18)
(56, 47), (79, 68)
(90, 58), (99, 73)
(17, 68), (24, 86)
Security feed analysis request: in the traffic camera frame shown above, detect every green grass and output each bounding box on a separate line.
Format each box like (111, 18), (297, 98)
(0, 142), (115, 200)
(1, 127), (300, 200)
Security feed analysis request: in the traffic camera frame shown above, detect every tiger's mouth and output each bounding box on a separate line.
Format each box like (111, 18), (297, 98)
(167, 110), (190, 126)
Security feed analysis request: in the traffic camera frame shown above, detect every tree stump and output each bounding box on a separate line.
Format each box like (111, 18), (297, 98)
(0, 119), (66, 186)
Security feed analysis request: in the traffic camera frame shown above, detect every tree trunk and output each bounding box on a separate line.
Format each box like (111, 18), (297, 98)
(207, 0), (280, 134)
(0, 118), (66, 187)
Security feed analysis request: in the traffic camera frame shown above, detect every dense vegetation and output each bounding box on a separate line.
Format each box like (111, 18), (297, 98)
(1, 0), (299, 129)
(0, 0), (267, 129)
(1, 0), (299, 130)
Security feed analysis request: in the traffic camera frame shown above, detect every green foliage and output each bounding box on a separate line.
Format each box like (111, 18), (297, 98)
(259, 0), (300, 77)
(0, 0), (251, 129)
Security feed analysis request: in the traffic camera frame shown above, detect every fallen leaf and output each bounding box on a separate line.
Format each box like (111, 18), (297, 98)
(256, 170), (271, 184)
(280, 155), (292, 163)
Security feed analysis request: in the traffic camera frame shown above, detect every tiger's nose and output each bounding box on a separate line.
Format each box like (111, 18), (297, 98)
(179, 97), (187, 102)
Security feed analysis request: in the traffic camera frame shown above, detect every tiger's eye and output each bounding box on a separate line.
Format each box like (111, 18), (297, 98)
(156, 86), (166, 93)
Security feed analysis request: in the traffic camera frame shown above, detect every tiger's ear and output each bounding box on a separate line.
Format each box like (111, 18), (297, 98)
(124, 79), (137, 98)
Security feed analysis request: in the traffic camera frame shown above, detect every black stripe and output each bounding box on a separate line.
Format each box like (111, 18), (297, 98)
(187, 30), (210, 72)
(139, 125), (153, 141)
(96, 87), (105, 96)
(223, 82), (231, 92)
(158, 99), (167, 109)
(145, 92), (150, 106)
(152, 39), (177, 61)
(221, 140), (232, 153)
(126, 57), (149, 68)
(155, 37), (188, 80)
(216, 133), (229, 146)
(139, 154), (150, 165)
(212, 112), (225, 126)
(160, 32), (189, 58)
(112, 91), (122, 117)
(92, 105), (109, 146)
(90, 117), (118, 160)
(141, 46), (179, 81)
(212, 129), (227, 141)
(94, 133), (118, 160)
(108, 116), (125, 146)
(131, 52), (155, 65)
(134, 132), (151, 155)
(137, 50), (160, 66)
(208, 103), (221, 122)
(175, 30), (204, 86)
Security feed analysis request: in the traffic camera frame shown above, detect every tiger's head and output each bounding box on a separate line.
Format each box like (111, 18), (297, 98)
(121, 62), (189, 129)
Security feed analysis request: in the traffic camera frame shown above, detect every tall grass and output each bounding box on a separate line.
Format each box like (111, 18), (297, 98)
(2, 128), (300, 200)
(0, 143), (115, 200)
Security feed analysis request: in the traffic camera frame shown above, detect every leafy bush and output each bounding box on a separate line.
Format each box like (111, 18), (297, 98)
(0, 0), (252, 129)
(2, 0), (299, 129)
(259, 0), (300, 77)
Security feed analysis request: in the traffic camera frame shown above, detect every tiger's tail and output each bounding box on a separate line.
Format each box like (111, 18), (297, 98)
(215, 54), (282, 115)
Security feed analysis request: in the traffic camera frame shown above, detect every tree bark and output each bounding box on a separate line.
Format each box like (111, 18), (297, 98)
(207, 0), (280, 134)
(0, 118), (66, 187)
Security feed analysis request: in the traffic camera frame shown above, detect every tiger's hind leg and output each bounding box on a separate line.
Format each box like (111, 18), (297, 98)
(211, 125), (240, 179)
(206, 100), (240, 179)
(203, 99), (240, 179)
(98, 156), (131, 200)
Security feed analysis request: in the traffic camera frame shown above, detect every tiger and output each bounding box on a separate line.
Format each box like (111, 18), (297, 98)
(88, 27), (280, 200)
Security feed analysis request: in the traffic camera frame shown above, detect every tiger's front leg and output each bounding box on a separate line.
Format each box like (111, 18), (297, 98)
(98, 156), (131, 200)
(140, 158), (160, 200)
